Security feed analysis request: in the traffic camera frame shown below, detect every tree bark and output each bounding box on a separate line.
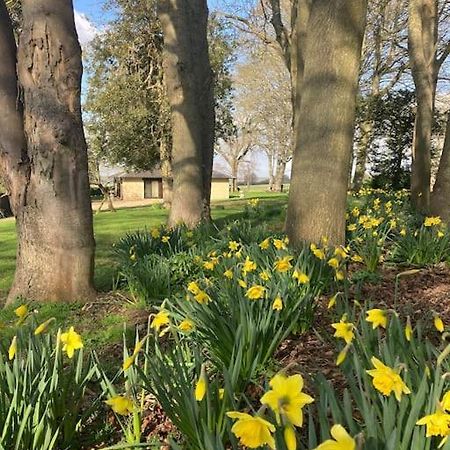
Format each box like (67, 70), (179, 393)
(160, 136), (173, 207)
(158, 0), (215, 228)
(272, 160), (286, 192)
(352, 119), (374, 191)
(408, 0), (438, 213)
(431, 112), (450, 222)
(0, 0), (95, 304)
(286, 0), (368, 246)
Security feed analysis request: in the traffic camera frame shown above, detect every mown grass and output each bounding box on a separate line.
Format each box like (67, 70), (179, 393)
(0, 187), (288, 298)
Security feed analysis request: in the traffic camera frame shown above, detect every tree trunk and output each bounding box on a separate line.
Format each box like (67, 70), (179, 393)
(160, 137), (173, 207)
(0, 0), (96, 304)
(230, 158), (239, 192)
(431, 112), (450, 222)
(408, 0), (438, 213)
(267, 152), (275, 190)
(286, 0), (367, 246)
(352, 119), (374, 191)
(272, 160), (286, 192)
(158, 0), (215, 228)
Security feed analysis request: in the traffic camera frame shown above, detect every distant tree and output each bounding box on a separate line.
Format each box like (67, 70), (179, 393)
(369, 91), (415, 190)
(235, 45), (292, 191)
(215, 115), (255, 191)
(0, 0), (95, 303)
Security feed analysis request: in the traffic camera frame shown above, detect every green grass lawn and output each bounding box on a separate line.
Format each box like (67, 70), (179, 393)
(0, 187), (288, 299)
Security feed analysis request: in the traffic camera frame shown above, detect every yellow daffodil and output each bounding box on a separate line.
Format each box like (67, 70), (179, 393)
(14, 304), (28, 320)
(259, 238), (270, 250)
(435, 315), (445, 333)
(438, 230), (445, 238)
(245, 285), (266, 300)
(150, 228), (160, 239)
(150, 310), (170, 333)
(123, 335), (148, 370)
(366, 357), (410, 401)
(424, 216), (442, 227)
(366, 309), (387, 329)
(260, 271), (271, 281)
(273, 238), (287, 250)
(161, 235), (170, 243)
(336, 346), (349, 366)
(238, 279), (248, 288)
(272, 296), (283, 311)
(400, 228), (407, 236)
(8, 336), (17, 360)
(312, 247), (325, 260)
(187, 281), (200, 295)
(315, 424), (356, 450)
(351, 254), (363, 263)
(60, 327), (83, 359)
(417, 410), (450, 437)
(442, 391), (450, 412)
(203, 260), (215, 270)
(405, 317), (412, 342)
(331, 320), (354, 344)
(334, 247), (348, 259)
(105, 396), (134, 415)
(347, 223), (357, 232)
(228, 241), (240, 251)
(327, 258), (340, 269)
(194, 290), (211, 304)
(335, 270), (345, 281)
(195, 368), (207, 401)
(219, 388), (225, 400)
(274, 256), (293, 273)
(293, 270), (309, 285)
(224, 269), (233, 279)
(242, 257), (257, 274)
(178, 319), (194, 332)
(34, 317), (55, 335)
(261, 373), (314, 427)
(352, 207), (360, 217)
(227, 412), (275, 449)
(327, 293), (338, 309)
(284, 424), (297, 450)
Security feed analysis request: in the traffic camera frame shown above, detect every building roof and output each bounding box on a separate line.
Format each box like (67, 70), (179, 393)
(118, 168), (233, 179)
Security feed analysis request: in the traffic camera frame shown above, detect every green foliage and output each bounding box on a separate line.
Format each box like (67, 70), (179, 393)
(0, 324), (98, 450)
(392, 221), (450, 266)
(310, 302), (450, 450)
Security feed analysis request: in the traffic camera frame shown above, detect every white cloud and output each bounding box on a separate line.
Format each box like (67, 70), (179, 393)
(74, 10), (98, 46)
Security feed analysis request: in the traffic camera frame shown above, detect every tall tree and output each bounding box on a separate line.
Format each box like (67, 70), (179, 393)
(215, 115), (255, 191)
(0, 0), (95, 303)
(235, 45), (293, 191)
(431, 111), (450, 222)
(352, 0), (408, 191)
(158, 0), (215, 227)
(408, 0), (450, 213)
(286, 0), (368, 246)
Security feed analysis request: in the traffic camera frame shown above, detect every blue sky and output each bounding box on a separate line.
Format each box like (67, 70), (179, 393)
(74, 0), (223, 25)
